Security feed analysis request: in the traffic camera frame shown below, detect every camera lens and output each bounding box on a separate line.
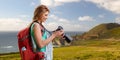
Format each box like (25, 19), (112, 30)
(63, 34), (73, 43)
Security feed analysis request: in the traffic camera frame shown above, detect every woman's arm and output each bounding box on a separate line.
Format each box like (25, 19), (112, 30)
(33, 23), (63, 48)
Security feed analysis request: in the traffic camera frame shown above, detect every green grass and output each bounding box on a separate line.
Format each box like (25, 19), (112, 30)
(1, 40), (120, 60)
(54, 46), (120, 60)
(54, 39), (120, 60)
(0, 52), (21, 60)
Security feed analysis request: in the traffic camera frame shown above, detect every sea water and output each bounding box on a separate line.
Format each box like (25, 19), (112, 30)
(0, 31), (84, 53)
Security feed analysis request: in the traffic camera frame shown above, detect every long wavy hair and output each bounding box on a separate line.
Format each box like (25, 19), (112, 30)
(33, 5), (50, 23)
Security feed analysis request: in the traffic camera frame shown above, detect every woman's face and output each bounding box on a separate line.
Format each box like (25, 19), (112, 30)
(40, 11), (49, 22)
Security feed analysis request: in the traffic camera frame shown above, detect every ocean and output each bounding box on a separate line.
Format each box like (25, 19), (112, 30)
(0, 31), (84, 54)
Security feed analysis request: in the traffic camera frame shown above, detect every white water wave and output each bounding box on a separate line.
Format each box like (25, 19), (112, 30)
(1, 46), (13, 49)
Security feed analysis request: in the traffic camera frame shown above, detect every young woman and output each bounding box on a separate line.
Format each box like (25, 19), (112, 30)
(30, 5), (64, 60)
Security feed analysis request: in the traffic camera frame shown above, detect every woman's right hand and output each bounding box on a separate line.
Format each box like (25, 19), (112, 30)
(52, 30), (64, 38)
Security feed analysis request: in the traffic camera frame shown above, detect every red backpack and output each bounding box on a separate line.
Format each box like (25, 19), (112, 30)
(17, 22), (44, 60)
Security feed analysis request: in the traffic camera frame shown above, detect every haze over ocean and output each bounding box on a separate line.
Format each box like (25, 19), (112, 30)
(0, 31), (83, 53)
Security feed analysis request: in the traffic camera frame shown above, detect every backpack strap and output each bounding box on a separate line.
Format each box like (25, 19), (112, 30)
(30, 21), (47, 52)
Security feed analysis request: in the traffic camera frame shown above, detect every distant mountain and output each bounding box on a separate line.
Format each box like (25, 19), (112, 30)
(82, 23), (120, 39)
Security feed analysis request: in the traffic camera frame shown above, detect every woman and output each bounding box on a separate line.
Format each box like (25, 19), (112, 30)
(30, 5), (64, 60)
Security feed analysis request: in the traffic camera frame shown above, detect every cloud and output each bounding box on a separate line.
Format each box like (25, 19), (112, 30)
(85, 0), (120, 14)
(19, 15), (30, 18)
(40, 0), (81, 7)
(0, 18), (29, 31)
(54, 0), (81, 6)
(49, 14), (58, 20)
(59, 18), (70, 23)
(45, 14), (87, 31)
(31, 2), (36, 6)
(98, 14), (104, 18)
(41, 0), (54, 7)
(44, 22), (84, 31)
(115, 17), (120, 23)
(0, 17), (85, 31)
(78, 16), (94, 21)
(49, 14), (70, 23)
(44, 22), (58, 31)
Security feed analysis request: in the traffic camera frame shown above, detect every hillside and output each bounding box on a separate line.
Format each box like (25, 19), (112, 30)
(100, 27), (120, 39)
(82, 23), (120, 39)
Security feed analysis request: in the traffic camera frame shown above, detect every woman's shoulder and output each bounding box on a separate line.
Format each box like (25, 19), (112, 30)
(34, 22), (40, 26)
(33, 22), (44, 30)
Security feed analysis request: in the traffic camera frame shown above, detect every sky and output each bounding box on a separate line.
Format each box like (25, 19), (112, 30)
(0, 0), (120, 32)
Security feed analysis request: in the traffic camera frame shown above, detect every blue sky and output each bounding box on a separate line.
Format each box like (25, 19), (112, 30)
(0, 0), (120, 31)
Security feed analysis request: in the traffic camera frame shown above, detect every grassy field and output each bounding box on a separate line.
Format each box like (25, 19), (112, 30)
(1, 39), (120, 60)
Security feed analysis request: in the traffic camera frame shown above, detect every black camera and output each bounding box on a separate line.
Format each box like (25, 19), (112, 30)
(55, 26), (73, 43)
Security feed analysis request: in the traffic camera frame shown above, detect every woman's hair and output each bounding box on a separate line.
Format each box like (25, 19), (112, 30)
(33, 5), (50, 23)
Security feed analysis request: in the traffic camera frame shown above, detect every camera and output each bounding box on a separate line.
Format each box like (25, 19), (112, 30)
(55, 26), (73, 43)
